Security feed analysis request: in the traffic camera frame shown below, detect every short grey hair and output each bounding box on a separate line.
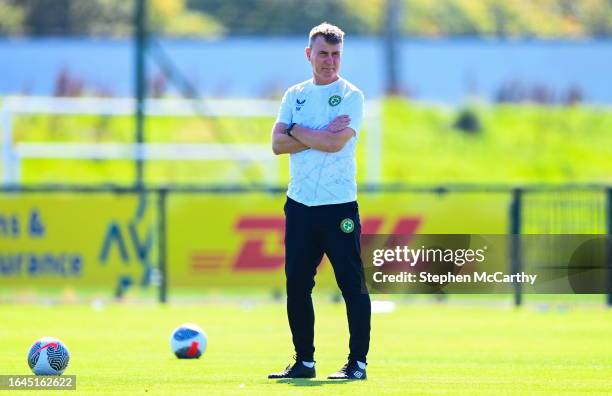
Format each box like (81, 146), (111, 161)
(308, 22), (344, 48)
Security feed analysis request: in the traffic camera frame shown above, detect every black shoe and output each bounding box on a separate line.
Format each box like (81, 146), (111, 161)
(327, 360), (367, 380)
(268, 359), (316, 379)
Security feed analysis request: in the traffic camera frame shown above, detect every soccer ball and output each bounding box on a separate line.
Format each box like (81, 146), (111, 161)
(170, 323), (207, 359)
(27, 337), (70, 375)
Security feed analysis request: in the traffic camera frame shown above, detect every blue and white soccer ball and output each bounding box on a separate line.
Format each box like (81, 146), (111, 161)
(170, 323), (207, 359)
(27, 337), (70, 375)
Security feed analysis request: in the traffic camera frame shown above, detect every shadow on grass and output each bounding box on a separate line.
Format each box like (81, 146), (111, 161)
(275, 379), (351, 387)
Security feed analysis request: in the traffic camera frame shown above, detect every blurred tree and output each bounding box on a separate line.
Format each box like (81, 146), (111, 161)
(16, 0), (132, 36)
(401, 0), (611, 37)
(581, 0), (612, 36)
(434, 0), (480, 36)
(1, 0), (610, 38)
(343, 0), (386, 34)
(185, 0), (378, 35)
(20, 0), (71, 35)
(12, 0), (222, 37)
(0, 0), (25, 35)
(488, 0), (532, 37)
(149, 0), (225, 37)
(69, 0), (133, 36)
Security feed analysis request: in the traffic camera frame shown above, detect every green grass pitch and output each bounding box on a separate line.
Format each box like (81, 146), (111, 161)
(1, 301), (611, 395)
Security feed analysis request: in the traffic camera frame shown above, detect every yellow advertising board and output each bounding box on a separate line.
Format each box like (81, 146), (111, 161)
(167, 192), (510, 288)
(0, 193), (157, 289)
(0, 191), (510, 291)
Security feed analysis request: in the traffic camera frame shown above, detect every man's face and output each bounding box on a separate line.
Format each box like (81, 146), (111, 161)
(306, 35), (342, 85)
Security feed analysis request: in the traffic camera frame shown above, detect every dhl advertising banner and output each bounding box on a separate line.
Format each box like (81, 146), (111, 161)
(0, 193), (158, 289)
(1, 191), (510, 291)
(168, 192), (510, 288)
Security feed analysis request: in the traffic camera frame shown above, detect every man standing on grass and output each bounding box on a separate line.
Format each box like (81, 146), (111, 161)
(268, 22), (370, 381)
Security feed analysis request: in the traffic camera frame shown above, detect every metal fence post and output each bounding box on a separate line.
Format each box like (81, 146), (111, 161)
(1, 107), (18, 186)
(158, 188), (167, 303)
(510, 188), (523, 306)
(134, 0), (148, 189)
(607, 187), (612, 307)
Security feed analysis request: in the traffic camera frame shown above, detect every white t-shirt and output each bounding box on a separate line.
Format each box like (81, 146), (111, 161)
(276, 77), (364, 207)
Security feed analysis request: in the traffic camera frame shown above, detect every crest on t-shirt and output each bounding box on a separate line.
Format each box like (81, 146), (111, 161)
(328, 95), (342, 106)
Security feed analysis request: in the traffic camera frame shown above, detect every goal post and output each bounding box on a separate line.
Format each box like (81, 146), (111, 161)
(0, 96), (383, 187)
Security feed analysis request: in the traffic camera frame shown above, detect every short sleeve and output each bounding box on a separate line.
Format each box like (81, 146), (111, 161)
(275, 89), (293, 125)
(343, 90), (365, 137)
